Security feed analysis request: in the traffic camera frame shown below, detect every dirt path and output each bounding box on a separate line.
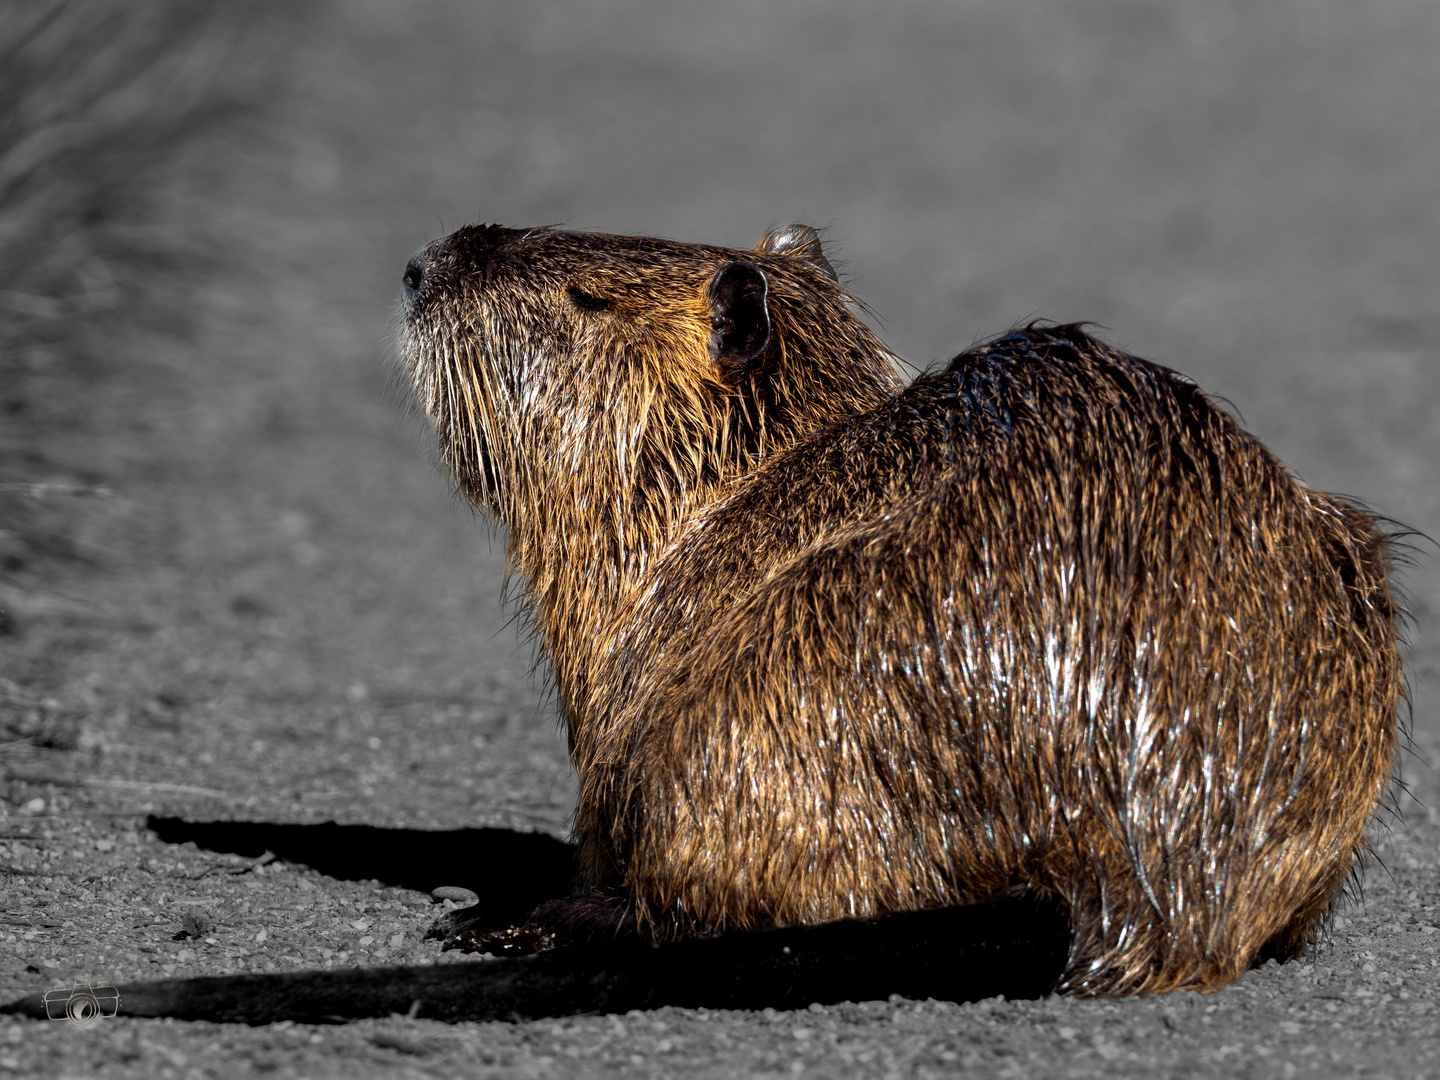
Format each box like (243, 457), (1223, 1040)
(3, 2), (1438, 1077)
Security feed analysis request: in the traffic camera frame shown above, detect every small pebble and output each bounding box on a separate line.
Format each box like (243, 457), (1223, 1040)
(431, 886), (479, 905)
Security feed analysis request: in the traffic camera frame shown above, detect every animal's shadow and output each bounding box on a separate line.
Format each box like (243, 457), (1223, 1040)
(3, 817), (1072, 1023)
(0, 817), (1071, 1025)
(145, 816), (575, 936)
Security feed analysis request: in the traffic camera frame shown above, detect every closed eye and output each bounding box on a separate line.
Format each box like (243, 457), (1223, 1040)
(566, 285), (612, 312)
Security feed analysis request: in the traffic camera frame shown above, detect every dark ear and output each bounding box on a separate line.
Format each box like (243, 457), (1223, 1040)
(754, 223), (838, 283)
(707, 261), (771, 371)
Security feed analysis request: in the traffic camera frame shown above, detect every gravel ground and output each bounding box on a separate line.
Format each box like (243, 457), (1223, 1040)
(2, 2), (1438, 1077)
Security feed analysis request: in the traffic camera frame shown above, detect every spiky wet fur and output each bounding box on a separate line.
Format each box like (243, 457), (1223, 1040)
(400, 224), (1402, 997)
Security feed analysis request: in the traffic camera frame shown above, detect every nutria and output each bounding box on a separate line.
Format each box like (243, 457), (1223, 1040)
(0, 224), (1404, 1025)
(395, 222), (1402, 997)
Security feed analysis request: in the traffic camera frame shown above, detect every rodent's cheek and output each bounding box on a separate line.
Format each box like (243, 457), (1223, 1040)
(509, 347), (549, 414)
(635, 317), (721, 384)
(506, 338), (578, 421)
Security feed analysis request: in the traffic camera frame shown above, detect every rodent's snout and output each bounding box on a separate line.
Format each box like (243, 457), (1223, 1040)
(402, 253), (427, 297)
(402, 226), (513, 307)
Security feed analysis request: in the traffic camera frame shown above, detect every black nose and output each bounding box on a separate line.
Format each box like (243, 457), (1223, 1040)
(402, 256), (426, 295)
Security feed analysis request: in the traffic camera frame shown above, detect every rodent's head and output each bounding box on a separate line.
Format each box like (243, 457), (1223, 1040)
(398, 223), (900, 553)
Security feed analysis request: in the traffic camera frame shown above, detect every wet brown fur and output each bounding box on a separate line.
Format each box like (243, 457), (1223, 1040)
(399, 223), (1402, 997)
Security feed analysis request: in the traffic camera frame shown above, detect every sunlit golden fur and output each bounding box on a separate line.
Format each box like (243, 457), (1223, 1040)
(400, 223), (1402, 996)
